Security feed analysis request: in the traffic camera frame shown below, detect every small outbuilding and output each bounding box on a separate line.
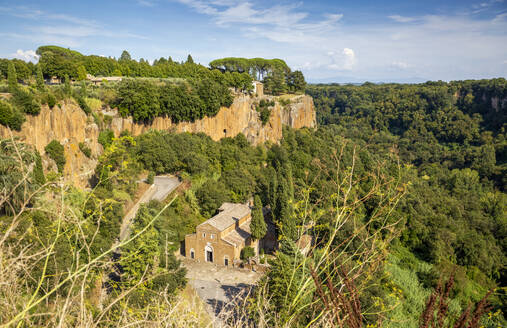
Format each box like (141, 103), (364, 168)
(252, 81), (263, 97)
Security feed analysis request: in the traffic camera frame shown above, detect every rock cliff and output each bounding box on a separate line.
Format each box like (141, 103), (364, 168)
(0, 94), (316, 187)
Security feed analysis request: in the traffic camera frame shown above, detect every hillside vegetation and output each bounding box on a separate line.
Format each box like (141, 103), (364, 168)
(0, 44), (504, 327)
(0, 46), (307, 128)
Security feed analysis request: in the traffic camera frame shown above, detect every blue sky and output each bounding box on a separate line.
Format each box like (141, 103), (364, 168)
(1, 0), (506, 82)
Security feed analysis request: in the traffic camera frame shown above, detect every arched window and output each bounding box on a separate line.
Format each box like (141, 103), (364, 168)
(224, 256), (229, 266)
(190, 248), (195, 259)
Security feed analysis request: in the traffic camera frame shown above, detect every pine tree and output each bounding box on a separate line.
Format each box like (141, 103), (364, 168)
(251, 195), (267, 240)
(7, 61), (17, 92)
(186, 54), (194, 64)
(36, 65), (45, 90)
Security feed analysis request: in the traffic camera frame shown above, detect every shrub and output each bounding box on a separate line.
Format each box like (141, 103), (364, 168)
(260, 108), (271, 125)
(85, 97), (102, 111)
(0, 99), (25, 130)
(98, 129), (114, 149)
(75, 96), (91, 114)
(78, 142), (92, 158)
(240, 246), (255, 261)
(12, 87), (41, 115)
(47, 93), (56, 108)
(45, 139), (65, 173)
(147, 171), (155, 184)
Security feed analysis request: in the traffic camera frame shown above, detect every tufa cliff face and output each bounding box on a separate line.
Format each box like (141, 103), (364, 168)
(0, 100), (100, 187)
(108, 94), (316, 144)
(0, 94), (316, 187)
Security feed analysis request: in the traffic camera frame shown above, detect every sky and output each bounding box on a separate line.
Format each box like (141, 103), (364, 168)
(0, 0), (506, 83)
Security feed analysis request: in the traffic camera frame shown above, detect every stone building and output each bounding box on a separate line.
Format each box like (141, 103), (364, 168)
(184, 203), (258, 266)
(252, 81), (263, 97)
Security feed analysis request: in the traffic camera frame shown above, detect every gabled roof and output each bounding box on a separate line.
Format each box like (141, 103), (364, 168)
(222, 221), (251, 247)
(197, 202), (251, 232)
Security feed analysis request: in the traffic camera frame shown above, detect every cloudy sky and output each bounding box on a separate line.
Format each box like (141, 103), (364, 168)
(1, 0), (506, 82)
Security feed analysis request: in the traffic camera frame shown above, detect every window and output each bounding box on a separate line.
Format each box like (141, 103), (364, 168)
(190, 250), (195, 259)
(224, 257), (229, 266)
(210, 234), (214, 239)
(202, 232), (206, 238)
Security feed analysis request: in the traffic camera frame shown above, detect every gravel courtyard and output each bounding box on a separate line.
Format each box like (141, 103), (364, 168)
(181, 258), (262, 324)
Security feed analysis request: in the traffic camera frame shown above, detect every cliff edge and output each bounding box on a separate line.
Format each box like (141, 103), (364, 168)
(0, 94), (316, 187)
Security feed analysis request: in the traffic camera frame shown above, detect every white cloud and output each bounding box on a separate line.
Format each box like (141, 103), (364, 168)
(391, 61), (410, 69)
(12, 49), (39, 62)
(328, 48), (356, 70)
(388, 15), (415, 23)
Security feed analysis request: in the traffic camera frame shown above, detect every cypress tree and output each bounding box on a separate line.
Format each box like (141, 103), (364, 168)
(268, 168), (278, 211)
(33, 150), (46, 185)
(7, 61), (17, 92)
(250, 195), (267, 240)
(186, 54), (194, 64)
(63, 75), (71, 96)
(36, 65), (45, 90)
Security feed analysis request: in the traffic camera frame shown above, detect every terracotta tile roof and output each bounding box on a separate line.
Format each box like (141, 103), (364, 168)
(198, 203), (251, 231)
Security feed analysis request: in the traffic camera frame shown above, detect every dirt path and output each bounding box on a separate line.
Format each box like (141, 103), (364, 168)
(119, 175), (180, 241)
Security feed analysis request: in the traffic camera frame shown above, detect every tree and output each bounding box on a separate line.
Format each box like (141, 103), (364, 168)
(44, 140), (65, 173)
(250, 195), (267, 240)
(263, 69), (287, 95)
(36, 65), (45, 90)
(76, 65), (87, 81)
(120, 205), (159, 289)
(186, 54), (194, 64)
(274, 178), (297, 240)
(288, 70), (306, 93)
(0, 99), (24, 130)
(33, 150), (46, 185)
(63, 75), (71, 95)
(7, 61), (17, 92)
(119, 50), (132, 62)
(240, 246), (255, 261)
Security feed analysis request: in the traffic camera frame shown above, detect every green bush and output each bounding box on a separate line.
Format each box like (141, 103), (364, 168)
(75, 96), (91, 114)
(240, 246), (255, 261)
(260, 108), (271, 125)
(0, 99), (25, 130)
(85, 97), (102, 111)
(47, 93), (56, 108)
(44, 139), (65, 173)
(78, 142), (92, 158)
(98, 129), (114, 149)
(147, 171), (155, 184)
(12, 87), (41, 115)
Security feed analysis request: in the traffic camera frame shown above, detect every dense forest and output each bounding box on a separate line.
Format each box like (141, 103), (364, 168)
(306, 80), (506, 325)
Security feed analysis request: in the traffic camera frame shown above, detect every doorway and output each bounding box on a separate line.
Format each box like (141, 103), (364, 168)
(205, 245), (213, 263)
(224, 258), (229, 266)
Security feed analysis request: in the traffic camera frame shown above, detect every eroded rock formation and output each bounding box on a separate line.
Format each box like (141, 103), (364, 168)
(0, 94), (316, 187)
